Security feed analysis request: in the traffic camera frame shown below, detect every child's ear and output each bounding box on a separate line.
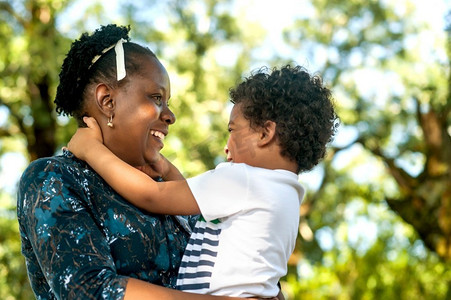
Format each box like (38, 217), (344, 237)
(257, 120), (277, 147)
(94, 83), (115, 118)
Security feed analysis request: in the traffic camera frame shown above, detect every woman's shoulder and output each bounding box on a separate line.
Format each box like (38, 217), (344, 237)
(20, 150), (88, 185)
(25, 153), (70, 169)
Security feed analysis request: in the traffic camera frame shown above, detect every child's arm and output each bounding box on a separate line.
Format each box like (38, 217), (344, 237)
(67, 117), (200, 215)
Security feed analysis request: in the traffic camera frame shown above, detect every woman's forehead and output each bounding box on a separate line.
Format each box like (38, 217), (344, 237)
(130, 57), (170, 87)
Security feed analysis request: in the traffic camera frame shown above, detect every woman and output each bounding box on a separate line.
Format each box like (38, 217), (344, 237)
(17, 24), (272, 300)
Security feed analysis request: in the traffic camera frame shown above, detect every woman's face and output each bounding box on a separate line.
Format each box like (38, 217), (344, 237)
(103, 56), (175, 167)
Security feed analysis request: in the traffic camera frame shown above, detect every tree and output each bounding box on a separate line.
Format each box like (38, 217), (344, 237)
(281, 0), (451, 261)
(277, 0), (451, 298)
(0, 0), (76, 161)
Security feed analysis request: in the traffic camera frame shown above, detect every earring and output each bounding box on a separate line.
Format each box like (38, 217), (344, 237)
(107, 115), (114, 128)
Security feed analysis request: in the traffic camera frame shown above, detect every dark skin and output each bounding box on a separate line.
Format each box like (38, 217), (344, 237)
(80, 54), (283, 300)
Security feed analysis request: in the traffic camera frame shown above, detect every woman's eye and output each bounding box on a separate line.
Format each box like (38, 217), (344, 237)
(151, 95), (162, 106)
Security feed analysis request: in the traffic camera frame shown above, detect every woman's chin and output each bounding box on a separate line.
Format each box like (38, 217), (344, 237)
(142, 151), (161, 165)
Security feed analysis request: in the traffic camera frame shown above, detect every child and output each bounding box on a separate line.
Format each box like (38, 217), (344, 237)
(67, 64), (338, 298)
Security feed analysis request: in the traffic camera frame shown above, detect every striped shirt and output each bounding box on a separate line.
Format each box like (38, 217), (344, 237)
(177, 216), (221, 292)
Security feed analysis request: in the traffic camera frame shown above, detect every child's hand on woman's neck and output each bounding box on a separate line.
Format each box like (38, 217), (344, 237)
(67, 116), (104, 162)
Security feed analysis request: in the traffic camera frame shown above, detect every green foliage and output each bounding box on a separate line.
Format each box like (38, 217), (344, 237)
(0, 0), (76, 161)
(281, 0), (451, 262)
(283, 238), (451, 300)
(287, 177), (451, 299)
(0, 193), (33, 300)
(120, 0), (265, 175)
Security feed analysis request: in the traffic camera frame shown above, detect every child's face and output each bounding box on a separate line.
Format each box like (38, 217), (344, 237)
(225, 103), (260, 165)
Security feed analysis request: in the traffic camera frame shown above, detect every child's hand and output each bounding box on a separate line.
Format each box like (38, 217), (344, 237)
(67, 117), (103, 161)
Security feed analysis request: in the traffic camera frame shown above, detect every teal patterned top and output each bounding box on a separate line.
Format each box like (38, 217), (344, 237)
(17, 150), (194, 300)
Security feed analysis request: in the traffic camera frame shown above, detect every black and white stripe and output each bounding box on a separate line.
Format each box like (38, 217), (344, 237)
(176, 217), (222, 292)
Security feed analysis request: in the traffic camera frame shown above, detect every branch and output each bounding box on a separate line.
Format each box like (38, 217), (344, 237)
(0, 1), (27, 27)
(385, 196), (438, 253)
(0, 128), (12, 138)
(329, 137), (359, 154)
(444, 34), (451, 117)
(0, 96), (28, 137)
(302, 153), (336, 218)
(330, 127), (418, 194)
(358, 136), (416, 194)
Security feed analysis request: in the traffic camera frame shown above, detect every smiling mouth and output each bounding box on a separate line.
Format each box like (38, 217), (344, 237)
(150, 130), (165, 140)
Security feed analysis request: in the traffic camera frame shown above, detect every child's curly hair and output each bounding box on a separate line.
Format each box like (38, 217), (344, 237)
(229, 65), (338, 173)
(54, 24), (156, 125)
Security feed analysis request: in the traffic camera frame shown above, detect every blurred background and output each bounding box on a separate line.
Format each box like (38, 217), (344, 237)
(1, 0), (450, 299)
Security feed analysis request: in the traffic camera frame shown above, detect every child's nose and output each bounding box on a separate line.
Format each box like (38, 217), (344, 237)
(224, 145), (233, 162)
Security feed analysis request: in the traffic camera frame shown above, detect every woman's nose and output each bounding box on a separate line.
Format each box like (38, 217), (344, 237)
(224, 145), (229, 155)
(161, 106), (176, 124)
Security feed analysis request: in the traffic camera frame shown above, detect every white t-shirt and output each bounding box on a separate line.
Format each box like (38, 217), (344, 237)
(176, 162), (304, 297)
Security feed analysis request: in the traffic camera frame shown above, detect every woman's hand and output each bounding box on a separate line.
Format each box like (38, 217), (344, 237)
(67, 116), (104, 161)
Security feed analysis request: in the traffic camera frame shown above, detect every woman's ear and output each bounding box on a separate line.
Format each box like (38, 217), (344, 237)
(257, 120), (277, 147)
(94, 83), (115, 117)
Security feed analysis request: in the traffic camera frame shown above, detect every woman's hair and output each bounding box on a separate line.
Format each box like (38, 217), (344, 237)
(229, 65), (339, 173)
(54, 24), (156, 124)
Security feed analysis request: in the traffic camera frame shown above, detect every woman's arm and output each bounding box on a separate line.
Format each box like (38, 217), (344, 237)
(125, 279), (279, 300)
(68, 117), (200, 215)
(125, 278), (248, 300)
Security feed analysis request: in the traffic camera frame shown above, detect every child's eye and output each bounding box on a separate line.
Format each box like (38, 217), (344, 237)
(228, 127), (233, 132)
